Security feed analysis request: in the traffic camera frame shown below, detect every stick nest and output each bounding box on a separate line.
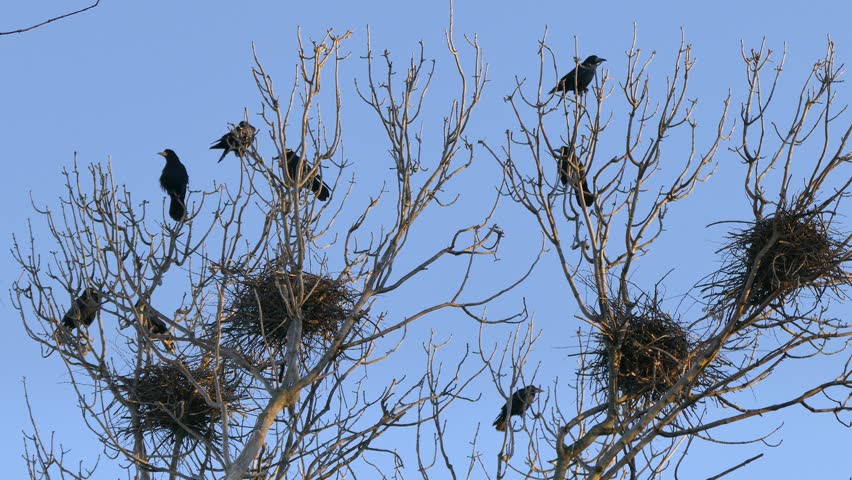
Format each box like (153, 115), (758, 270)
(709, 209), (848, 309)
(586, 299), (699, 402)
(220, 263), (363, 363)
(126, 363), (241, 442)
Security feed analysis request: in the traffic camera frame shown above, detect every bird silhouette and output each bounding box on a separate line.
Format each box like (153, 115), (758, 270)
(493, 385), (542, 432)
(210, 121), (257, 163)
(135, 300), (175, 353)
(158, 149), (189, 221)
(278, 149), (331, 201)
(550, 55), (606, 95)
(61, 288), (102, 329)
(556, 145), (596, 206)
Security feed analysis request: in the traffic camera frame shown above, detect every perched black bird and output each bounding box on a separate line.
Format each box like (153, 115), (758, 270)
(158, 149), (190, 221)
(61, 288), (102, 329)
(210, 121), (257, 163)
(556, 145), (596, 206)
(279, 149), (331, 201)
(550, 55), (606, 95)
(135, 301), (175, 353)
(493, 385), (542, 432)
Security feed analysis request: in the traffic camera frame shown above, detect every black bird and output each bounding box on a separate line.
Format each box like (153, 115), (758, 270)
(493, 385), (542, 432)
(158, 149), (189, 221)
(279, 149), (331, 201)
(135, 301), (175, 353)
(550, 55), (606, 95)
(556, 145), (596, 206)
(210, 121), (257, 163)
(61, 288), (102, 329)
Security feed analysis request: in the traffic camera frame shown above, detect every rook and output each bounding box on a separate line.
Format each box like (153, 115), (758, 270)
(550, 55), (606, 95)
(158, 149), (189, 221)
(493, 385), (542, 432)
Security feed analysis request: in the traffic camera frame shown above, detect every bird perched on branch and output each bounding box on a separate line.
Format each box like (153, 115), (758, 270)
(61, 288), (102, 329)
(556, 145), (596, 206)
(277, 149), (331, 201)
(135, 300), (175, 353)
(550, 55), (606, 95)
(493, 385), (542, 432)
(158, 149), (189, 221)
(210, 121), (257, 163)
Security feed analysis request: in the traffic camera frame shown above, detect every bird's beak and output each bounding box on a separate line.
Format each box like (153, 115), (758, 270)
(157, 151), (166, 157)
(599, 58), (607, 63)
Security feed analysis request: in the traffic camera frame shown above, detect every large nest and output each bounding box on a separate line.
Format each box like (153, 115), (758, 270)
(585, 299), (707, 403)
(219, 262), (363, 365)
(708, 209), (848, 310)
(125, 362), (241, 444)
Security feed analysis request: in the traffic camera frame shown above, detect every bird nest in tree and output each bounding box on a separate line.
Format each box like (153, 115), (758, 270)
(219, 263), (363, 364)
(585, 299), (697, 402)
(708, 209), (848, 310)
(125, 363), (241, 443)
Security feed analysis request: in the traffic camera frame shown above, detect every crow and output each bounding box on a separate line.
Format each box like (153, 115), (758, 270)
(210, 121), (257, 163)
(556, 145), (596, 206)
(135, 300), (175, 353)
(493, 385), (542, 432)
(550, 55), (606, 95)
(158, 149), (189, 221)
(278, 149), (331, 201)
(61, 288), (102, 329)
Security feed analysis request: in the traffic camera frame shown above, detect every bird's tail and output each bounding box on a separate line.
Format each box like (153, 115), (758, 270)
(62, 308), (79, 329)
(578, 179), (596, 206)
(558, 164), (570, 186)
(312, 178), (331, 201)
(168, 193), (186, 221)
(493, 411), (508, 432)
(217, 148), (229, 163)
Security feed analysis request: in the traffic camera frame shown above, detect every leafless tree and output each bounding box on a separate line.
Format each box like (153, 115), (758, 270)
(481, 31), (850, 479)
(13, 22), (529, 480)
(12, 16), (850, 480)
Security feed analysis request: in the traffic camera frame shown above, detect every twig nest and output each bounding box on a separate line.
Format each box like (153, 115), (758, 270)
(220, 263), (363, 363)
(127, 362), (241, 442)
(712, 209), (848, 309)
(589, 299), (692, 401)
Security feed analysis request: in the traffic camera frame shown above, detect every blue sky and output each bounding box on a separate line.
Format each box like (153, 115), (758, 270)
(2, 1), (850, 478)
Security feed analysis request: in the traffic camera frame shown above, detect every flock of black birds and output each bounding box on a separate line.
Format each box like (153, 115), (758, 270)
(158, 120), (331, 222)
(485, 56), (604, 432)
(58, 54), (603, 434)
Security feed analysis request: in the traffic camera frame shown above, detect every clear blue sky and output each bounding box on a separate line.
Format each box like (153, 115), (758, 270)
(2, 1), (849, 478)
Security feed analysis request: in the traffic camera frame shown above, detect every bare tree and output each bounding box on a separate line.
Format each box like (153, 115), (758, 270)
(12, 16), (850, 480)
(13, 23), (526, 480)
(482, 31), (850, 479)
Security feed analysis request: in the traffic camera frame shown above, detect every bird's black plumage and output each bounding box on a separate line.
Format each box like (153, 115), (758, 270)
(61, 288), (102, 329)
(210, 121), (257, 163)
(493, 385), (542, 432)
(158, 149), (189, 221)
(550, 55), (606, 95)
(135, 301), (175, 353)
(556, 145), (596, 206)
(281, 149), (331, 201)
